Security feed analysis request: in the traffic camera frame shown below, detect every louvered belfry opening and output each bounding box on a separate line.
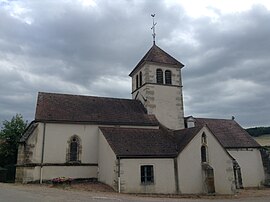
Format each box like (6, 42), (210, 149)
(156, 69), (163, 84)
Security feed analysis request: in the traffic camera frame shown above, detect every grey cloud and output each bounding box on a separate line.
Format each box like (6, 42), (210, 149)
(0, 1), (269, 128)
(182, 5), (270, 127)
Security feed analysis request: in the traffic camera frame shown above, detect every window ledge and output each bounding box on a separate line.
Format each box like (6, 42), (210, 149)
(67, 161), (81, 165)
(140, 182), (155, 186)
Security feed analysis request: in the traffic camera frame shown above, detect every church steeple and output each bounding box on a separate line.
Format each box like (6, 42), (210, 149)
(129, 44), (185, 130)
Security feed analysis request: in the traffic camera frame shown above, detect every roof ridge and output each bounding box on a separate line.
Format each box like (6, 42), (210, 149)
(195, 117), (234, 121)
(38, 91), (135, 102)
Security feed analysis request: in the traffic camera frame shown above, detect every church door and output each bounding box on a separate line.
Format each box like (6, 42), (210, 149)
(233, 161), (243, 189)
(202, 164), (215, 194)
(205, 167), (215, 193)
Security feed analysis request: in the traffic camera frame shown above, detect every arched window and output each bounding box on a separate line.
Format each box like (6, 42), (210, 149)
(136, 75), (139, 89)
(139, 71), (142, 87)
(165, 70), (172, 84)
(156, 69), (163, 84)
(201, 145), (207, 163)
(202, 133), (207, 144)
(67, 135), (81, 162)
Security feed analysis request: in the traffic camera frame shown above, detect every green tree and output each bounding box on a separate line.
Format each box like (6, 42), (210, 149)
(246, 126), (270, 137)
(0, 114), (27, 167)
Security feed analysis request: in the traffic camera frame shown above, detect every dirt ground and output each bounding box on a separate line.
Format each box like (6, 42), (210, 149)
(36, 181), (270, 199)
(68, 181), (115, 192)
(2, 182), (270, 202)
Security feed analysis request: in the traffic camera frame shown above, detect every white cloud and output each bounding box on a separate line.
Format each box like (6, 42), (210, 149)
(167, 0), (270, 18)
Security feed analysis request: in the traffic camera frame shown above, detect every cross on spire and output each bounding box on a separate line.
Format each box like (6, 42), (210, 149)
(151, 14), (157, 45)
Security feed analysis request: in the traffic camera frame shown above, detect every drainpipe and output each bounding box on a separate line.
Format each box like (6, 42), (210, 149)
(117, 157), (121, 193)
(40, 122), (46, 184)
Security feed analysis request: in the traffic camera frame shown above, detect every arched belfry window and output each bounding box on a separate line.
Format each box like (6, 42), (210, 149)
(139, 71), (142, 86)
(67, 135), (81, 163)
(165, 70), (172, 84)
(156, 69), (163, 84)
(201, 145), (207, 163)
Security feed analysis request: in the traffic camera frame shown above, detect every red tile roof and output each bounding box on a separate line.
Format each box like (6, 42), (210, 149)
(129, 44), (184, 76)
(35, 92), (158, 126)
(194, 118), (260, 148)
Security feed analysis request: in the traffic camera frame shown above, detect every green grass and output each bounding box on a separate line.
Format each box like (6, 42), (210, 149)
(253, 134), (270, 146)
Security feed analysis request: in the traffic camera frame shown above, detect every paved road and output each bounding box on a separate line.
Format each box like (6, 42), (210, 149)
(0, 183), (270, 202)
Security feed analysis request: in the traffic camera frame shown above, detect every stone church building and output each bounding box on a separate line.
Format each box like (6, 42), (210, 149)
(16, 43), (265, 194)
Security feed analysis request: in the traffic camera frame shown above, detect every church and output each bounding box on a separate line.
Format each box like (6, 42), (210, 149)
(16, 40), (265, 194)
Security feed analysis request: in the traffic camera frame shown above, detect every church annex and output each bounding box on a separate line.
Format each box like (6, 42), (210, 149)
(16, 43), (265, 194)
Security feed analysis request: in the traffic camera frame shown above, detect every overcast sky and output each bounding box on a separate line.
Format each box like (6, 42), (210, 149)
(0, 0), (270, 128)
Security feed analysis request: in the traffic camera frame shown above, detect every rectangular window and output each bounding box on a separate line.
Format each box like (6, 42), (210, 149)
(141, 165), (154, 184)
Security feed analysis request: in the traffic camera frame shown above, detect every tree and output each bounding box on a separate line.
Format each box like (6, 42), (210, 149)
(246, 126), (270, 137)
(0, 114), (27, 167)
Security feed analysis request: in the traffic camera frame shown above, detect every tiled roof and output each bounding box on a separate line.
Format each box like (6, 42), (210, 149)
(129, 44), (184, 76)
(35, 92), (158, 126)
(99, 127), (178, 157)
(194, 118), (260, 148)
(172, 127), (203, 153)
(100, 117), (260, 158)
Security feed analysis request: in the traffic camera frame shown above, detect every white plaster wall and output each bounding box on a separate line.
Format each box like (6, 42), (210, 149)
(42, 166), (97, 180)
(178, 133), (203, 194)
(206, 129), (235, 194)
(17, 122), (159, 183)
(16, 124), (43, 183)
(178, 127), (235, 194)
(228, 149), (265, 187)
(18, 167), (40, 183)
(131, 63), (184, 130)
(98, 131), (117, 189)
(120, 158), (176, 194)
(29, 124), (43, 163)
(19, 123), (44, 164)
(18, 166), (97, 183)
(150, 84), (184, 130)
(43, 123), (99, 164)
(132, 83), (184, 130)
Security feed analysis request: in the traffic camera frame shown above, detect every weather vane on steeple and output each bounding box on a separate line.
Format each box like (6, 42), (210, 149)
(151, 14), (157, 45)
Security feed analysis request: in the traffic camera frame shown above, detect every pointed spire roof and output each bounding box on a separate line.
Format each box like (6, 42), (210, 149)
(129, 44), (184, 76)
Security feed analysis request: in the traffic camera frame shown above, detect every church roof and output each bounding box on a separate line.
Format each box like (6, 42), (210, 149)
(99, 127), (178, 158)
(100, 117), (260, 158)
(172, 126), (204, 153)
(129, 44), (184, 76)
(194, 118), (260, 148)
(35, 92), (159, 126)
(100, 126), (207, 158)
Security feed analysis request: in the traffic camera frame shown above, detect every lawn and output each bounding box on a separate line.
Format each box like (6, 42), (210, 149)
(253, 134), (270, 146)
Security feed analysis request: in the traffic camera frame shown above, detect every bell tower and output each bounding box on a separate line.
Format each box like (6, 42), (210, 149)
(129, 44), (185, 130)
